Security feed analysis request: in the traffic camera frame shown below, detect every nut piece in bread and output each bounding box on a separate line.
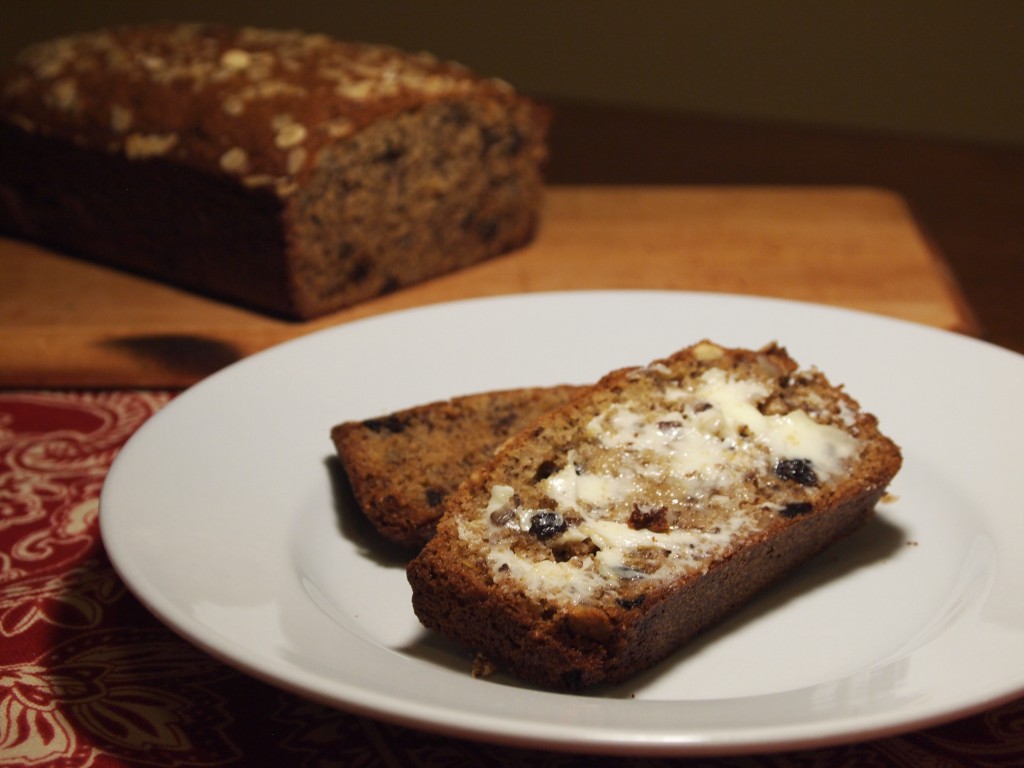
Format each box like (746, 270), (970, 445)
(0, 24), (548, 318)
(407, 341), (902, 690)
(332, 385), (581, 549)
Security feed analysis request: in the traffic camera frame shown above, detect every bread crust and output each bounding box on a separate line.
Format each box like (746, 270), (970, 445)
(407, 341), (902, 690)
(0, 24), (548, 318)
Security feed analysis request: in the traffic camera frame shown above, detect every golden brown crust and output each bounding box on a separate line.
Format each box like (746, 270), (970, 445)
(1, 23), (524, 187)
(407, 341), (903, 690)
(332, 385), (582, 549)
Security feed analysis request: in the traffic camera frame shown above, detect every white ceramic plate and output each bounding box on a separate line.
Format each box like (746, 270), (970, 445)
(100, 291), (1024, 756)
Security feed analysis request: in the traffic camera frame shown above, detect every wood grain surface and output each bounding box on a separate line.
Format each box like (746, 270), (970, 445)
(0, 185), (974, 388)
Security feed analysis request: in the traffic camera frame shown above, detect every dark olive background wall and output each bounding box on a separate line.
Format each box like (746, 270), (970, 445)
(2, 1), (1022, 147)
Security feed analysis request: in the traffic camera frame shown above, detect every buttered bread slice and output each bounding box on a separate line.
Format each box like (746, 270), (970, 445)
(407, 341), (902, 690)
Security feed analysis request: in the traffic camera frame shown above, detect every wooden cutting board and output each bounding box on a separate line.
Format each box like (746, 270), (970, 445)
(0, 185), (975, 388)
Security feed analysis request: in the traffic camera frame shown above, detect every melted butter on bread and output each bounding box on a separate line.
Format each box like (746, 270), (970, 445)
(469, 362), (862, 604)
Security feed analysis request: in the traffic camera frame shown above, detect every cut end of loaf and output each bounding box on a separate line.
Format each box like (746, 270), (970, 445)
(287, 97), (547, 318)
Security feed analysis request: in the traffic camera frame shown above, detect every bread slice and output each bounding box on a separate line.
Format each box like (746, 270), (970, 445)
(407, 341), (902, 690)
(332, 385), (581, 549)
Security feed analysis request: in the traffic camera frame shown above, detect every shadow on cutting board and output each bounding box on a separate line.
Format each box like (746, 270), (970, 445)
(101, 334), (243, 380)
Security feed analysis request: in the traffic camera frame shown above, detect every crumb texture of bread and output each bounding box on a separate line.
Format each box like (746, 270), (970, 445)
(0, 23), (548, 318)
(332, 385), (582, 549)
(406, 341), (903, 690)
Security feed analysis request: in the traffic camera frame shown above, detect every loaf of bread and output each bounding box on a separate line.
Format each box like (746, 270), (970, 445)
(407, 341), (902, 690)
(0, 24), (548, 318)
(332, 385), (581, 549)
